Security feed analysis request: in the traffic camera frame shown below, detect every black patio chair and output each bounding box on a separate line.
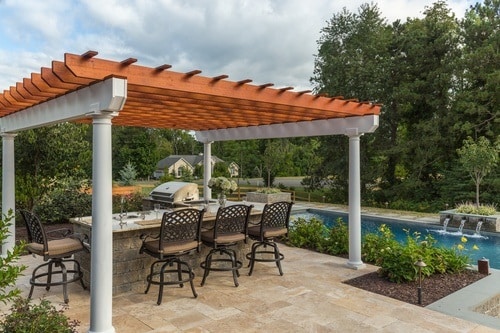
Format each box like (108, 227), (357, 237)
(200, 204), (253, 287)
(246, 201), (293, 276)
(18, 209), (87, 303)
(139, 208), (204, 305)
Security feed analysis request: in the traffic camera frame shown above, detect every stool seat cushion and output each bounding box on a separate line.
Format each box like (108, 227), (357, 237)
(27, 238), (84, 257)
(143, 239), (199, 255)
(248, 226), (287, 238)
(201, 231), (245, 244)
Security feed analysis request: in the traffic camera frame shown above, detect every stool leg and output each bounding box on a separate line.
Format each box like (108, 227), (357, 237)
(186, 263), (198, 298)
(228, 249), (239, 287)
(145, 261), (156, 294)
(201, 251), (214, 286)
(46, 260), (54, 291)
(176, 260), (184, 288)
(157, 261), (171, 305)
(272, 243), (284, 276)
(59, 261), (69, 304)
(248, 242), (260, 276)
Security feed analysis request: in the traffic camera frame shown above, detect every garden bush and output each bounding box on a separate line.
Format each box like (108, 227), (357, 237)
(455, 201), (497, 216)
(323, 218), (349, 255)
(288, 217), (328, 251)
(33, 178), (92, 224)
(288, 217), (349, 255)
(289, 217), (473, 283)
(362, 224), (471, 283)
(0, 297), (80, 333)
(0, 210), (26, 304)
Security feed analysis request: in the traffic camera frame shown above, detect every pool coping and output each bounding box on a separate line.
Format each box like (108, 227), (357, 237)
(427, 268), (500, 330)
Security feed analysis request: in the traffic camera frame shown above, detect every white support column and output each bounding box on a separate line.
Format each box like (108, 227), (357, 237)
(1, 133), (17, 256)
(89, 114), (115, 333)
(203, 141), (213, 200)
(346, 129), (366, 270)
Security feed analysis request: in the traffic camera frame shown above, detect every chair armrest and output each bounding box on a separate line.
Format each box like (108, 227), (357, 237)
(46, 228), (72, 239)
(140, 233), (160, 242)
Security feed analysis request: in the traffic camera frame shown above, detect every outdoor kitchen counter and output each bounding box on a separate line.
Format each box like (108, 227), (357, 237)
(72, 205), (262, 295)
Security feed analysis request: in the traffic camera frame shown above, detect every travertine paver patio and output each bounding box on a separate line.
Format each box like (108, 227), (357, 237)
(6, 244), (498, 332)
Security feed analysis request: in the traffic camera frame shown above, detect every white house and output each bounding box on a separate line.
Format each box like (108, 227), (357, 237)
(153, 154), (239, 179)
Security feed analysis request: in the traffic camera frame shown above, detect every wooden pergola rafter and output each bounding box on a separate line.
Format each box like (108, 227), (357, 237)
(0, 51), (379, 131)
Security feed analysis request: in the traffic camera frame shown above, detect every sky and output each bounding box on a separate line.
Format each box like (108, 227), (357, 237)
(0, 0), (477, 92)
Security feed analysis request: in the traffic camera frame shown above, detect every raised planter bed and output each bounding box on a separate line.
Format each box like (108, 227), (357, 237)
(246, 192), (291, 204)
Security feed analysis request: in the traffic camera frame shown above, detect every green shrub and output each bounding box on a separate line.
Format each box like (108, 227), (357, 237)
(361, 224), (399, 264)
(33, 178), (92, 224)
(113, 192), (145, 213)
(323, 218), (349, 255)
(289, 217), (473, 283)
(362, 224), (471, 283)
(288, 217), (328, 251)
(0, 297), (79, 333)
(455, 201), (497, 216)
(0, 210), (26, 305)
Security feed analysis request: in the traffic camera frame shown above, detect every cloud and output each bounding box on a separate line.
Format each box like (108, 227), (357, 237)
(0, 0), (476, 91)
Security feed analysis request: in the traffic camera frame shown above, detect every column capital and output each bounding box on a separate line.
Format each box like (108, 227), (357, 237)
(1, 132), (18, 138)
(345, 128), (363, 137)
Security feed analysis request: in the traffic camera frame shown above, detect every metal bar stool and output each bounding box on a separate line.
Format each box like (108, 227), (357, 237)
(19, 209), (87, 303)
(200, 204), (253, 287)
(139, 208), (204, 305)
(246, 201), (293, 276)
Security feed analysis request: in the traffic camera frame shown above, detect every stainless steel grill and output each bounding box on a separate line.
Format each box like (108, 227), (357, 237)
(144, 181), (200, 209)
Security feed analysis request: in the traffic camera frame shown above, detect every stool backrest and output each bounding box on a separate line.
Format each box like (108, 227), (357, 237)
(19, 209), (47, 246)
(159, 208), (204, 251)
(214, 204), (253, 235)
(260, 201), (293, 232)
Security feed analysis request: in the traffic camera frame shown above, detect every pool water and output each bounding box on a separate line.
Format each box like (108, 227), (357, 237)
(291, 209), (500, 269)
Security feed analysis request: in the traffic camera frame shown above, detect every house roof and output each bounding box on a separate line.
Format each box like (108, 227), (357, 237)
(0, 51), (380, 134)
(156, 154), (223, 170)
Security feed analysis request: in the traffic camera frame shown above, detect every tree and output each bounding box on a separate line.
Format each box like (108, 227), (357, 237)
(454, 0), (500, 139)
(311, 3), (391, 203)
(261, 139), (290, 188)
(14, 123), (91, 210)
(456, 136), (499, 207)
(118, 162), (138, 186)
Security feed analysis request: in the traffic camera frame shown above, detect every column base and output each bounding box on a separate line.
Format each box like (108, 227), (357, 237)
(346, 260), (366, 270)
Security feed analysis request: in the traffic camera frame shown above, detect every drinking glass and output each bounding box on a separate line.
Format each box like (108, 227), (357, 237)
(154, 204), (160, 220)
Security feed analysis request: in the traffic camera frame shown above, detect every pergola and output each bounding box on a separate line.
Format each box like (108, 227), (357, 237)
(0, 51), (380, 333)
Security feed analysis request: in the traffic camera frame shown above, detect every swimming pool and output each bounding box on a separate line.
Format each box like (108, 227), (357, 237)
(291, 209), (500, 269)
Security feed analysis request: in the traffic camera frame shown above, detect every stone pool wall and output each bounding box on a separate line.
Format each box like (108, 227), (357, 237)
(439, 210), (500, 233)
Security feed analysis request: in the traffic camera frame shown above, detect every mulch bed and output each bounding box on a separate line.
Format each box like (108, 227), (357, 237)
(343, 269), (487, 307)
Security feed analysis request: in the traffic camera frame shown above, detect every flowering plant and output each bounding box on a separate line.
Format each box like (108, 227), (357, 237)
(208, 177), (238, 195)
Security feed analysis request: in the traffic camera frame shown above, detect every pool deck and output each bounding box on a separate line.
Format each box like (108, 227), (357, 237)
(4, 202), (500, 332)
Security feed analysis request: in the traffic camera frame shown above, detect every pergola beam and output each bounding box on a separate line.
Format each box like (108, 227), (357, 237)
(0, 78), (127, 133)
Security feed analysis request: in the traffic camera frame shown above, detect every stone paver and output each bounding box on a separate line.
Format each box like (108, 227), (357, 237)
(6, 244), (498, 333)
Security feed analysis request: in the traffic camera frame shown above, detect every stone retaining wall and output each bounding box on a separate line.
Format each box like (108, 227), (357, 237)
(439, 210), (500, 233)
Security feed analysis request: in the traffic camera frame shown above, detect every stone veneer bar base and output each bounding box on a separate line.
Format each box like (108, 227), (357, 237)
(73, 213), (261, 295)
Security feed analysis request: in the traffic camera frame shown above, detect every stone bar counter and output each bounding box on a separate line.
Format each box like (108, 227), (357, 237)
(72, 204), (262, 295)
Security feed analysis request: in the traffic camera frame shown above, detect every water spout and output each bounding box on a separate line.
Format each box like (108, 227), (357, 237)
(475, 220), (483, 235)
(458, 217), (467, 234)
(442, 217), (450, 232)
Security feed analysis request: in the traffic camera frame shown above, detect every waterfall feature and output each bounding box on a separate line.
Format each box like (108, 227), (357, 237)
(458, 218), (467, 234)
(442, 217), (450, 232)
(475, 220), (483, 235)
